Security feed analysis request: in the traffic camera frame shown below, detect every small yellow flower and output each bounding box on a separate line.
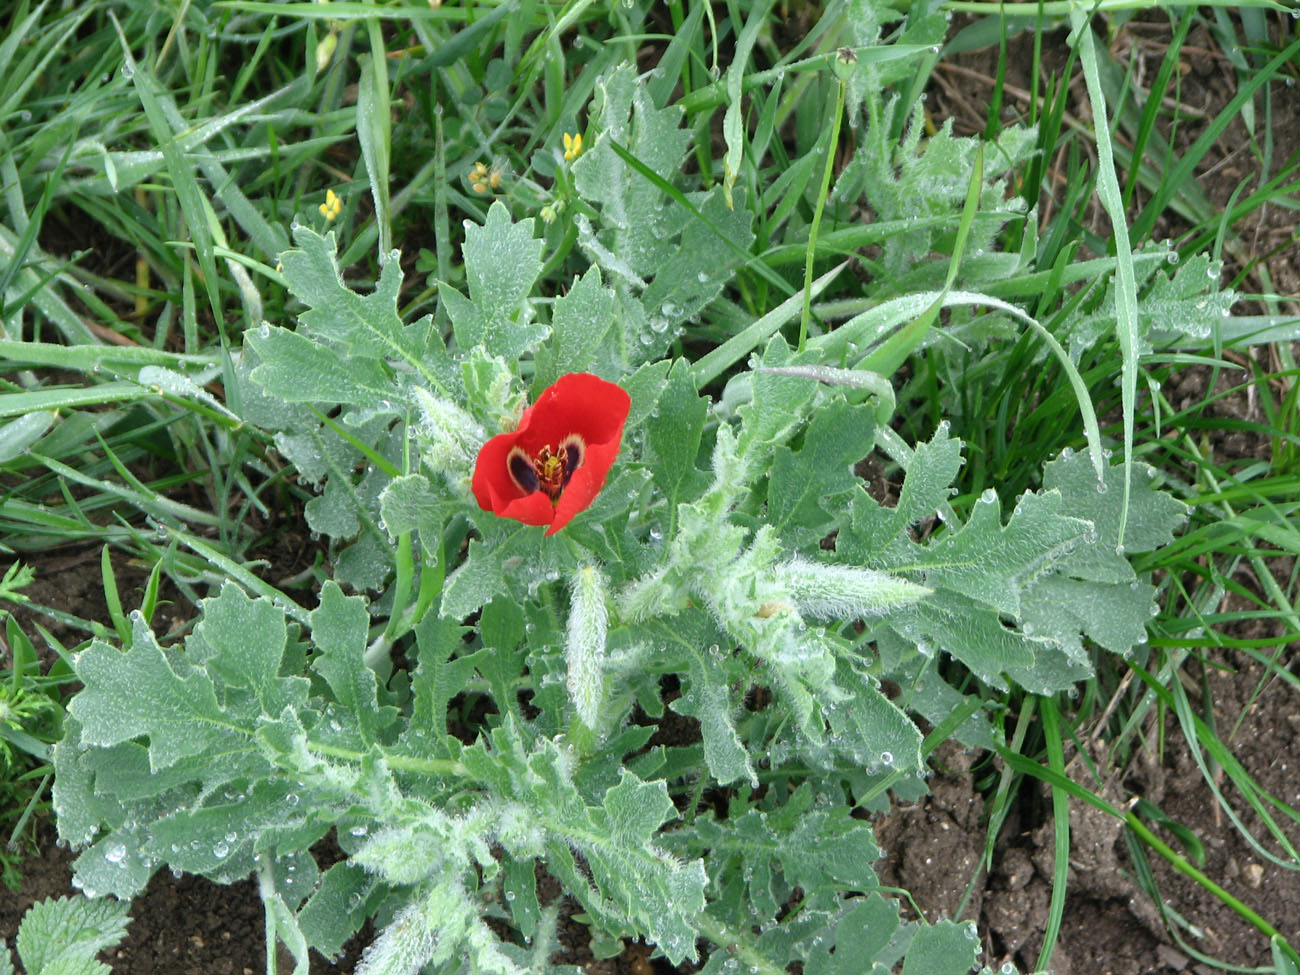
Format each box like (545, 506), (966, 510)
(562, 131), (583, 162)
(469, 161), (502, 195)
(318, 188), (342, 221)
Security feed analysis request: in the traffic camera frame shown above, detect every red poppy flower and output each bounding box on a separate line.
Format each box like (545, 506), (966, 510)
(472, 373), (631, 536)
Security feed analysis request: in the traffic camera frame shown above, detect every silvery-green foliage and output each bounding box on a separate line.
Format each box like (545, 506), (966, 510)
(2, 895), (130, 975)
(1064, 250), (1237, 359)
(836, 0), (948, 124)
(837, 98), (1036, 276)
(572, 64), (755, 363)
(53, 56), (1184, 975)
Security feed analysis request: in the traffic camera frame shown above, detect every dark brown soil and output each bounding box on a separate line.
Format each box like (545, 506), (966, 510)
(875, 645), (1300, 974)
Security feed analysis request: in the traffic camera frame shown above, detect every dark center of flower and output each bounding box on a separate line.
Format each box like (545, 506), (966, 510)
(507, 434), (586, 502)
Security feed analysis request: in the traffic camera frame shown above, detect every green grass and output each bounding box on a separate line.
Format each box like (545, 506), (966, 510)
(3, 0), (1300, 970)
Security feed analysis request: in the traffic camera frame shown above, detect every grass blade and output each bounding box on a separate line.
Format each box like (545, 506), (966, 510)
(1072, 8), (1139, 543)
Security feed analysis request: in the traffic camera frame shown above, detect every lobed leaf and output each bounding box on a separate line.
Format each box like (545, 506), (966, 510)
(15, 897), (130, 975)
(68, 616), (250, 772)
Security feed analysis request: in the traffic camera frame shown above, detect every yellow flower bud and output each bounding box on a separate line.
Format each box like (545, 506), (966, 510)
(469, 161), (501, 194)
(562, 131), (583, 162)
(318, 188), (341, 221)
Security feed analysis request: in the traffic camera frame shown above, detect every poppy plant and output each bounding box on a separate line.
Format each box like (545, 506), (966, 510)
(472, 373), (631, 536)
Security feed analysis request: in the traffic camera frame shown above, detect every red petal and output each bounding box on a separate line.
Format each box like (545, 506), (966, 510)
(516, 373), (630, 455)
(471, 429), (527, 509)
(472, 372), (630, 533)
(495, 490), (556, 527)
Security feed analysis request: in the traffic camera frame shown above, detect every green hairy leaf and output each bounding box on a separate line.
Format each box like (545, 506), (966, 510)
(68, 613), (248, 772)
(443, 201), (546, 361)
(573, 64), (756, 363)
(13, 896), (130, 975)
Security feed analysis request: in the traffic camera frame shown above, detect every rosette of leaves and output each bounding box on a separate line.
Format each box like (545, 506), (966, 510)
(52, 69), (1188, 975)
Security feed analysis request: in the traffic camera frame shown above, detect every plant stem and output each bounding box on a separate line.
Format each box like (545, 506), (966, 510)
(798, 73), (846, 353)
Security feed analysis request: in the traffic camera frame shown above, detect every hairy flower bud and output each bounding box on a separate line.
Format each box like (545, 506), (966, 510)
(414, 387), (484, 495)
(566, 566), (609, 730)
(779, 559), (931, 620)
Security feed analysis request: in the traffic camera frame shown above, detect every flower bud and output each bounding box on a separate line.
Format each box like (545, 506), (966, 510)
(779, 559), (930, 620)
(831, 45), (858, 83)
(314, 31), (338, 74)
(566, 566), (609, 730)
(413, 387), (484, 494)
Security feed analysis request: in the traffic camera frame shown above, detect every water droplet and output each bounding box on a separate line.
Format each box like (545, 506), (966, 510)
(879, 751), (893, 765)
(349, 824), (369, 837)
(121, 62), (135, 79)
(213, 840), (230, 859)
(105, 843), (127, 864)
